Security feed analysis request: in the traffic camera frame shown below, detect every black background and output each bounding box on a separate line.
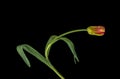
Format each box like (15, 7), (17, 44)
(13, 6), (113, 79)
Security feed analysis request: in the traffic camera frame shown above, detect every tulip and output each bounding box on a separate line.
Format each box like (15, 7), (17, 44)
(87, 26), (105, 36)
(16, 26), (105, 79)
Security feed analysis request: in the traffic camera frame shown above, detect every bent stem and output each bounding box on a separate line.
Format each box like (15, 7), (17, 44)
(58, 29), (87, 37)
(45, 29), (87, 79)
(45, 29), (87, 60)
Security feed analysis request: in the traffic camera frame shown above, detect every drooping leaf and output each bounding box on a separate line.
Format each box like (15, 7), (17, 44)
(16, 44), (65, 79)
(45, 35), (79, 64)
(59, 37), (79, 64)
(16, 44), (49, 67)
(16, 45), (31, 67)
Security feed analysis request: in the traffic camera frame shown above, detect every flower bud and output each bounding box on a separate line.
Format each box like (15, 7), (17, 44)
(87, 26), (105, 36)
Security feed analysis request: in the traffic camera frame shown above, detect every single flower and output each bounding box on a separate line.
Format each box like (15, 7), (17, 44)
(87, 26), (105, 36)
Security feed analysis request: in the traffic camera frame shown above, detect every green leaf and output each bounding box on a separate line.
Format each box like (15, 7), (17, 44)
(45, 35), (57, 48)
(16, 44), (49, 67)
(16, 44), (65, 79)
(59, 37), (79, 64)
(45, 35), (79, 64)
(45, 35), (59, 59)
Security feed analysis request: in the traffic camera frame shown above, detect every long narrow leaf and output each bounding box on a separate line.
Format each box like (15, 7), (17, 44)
(59, 37), (79, 64)
(16, 44), (49, 67)
(45, 35), (79, 64)
(16, 44), (65, 79)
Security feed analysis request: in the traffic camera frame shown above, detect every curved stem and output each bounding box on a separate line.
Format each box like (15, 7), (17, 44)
(45, 29), (87, 79)
(45, 29), (87, 60)
(57, 29), (87, 38)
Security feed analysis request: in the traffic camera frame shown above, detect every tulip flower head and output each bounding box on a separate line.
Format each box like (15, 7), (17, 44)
(87, 26), (105, 36)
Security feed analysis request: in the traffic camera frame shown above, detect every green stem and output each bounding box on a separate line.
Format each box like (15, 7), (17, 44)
(45, 29), (87, 60)
(57, 29), (87, 38)
(45, 29), (87, 79)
